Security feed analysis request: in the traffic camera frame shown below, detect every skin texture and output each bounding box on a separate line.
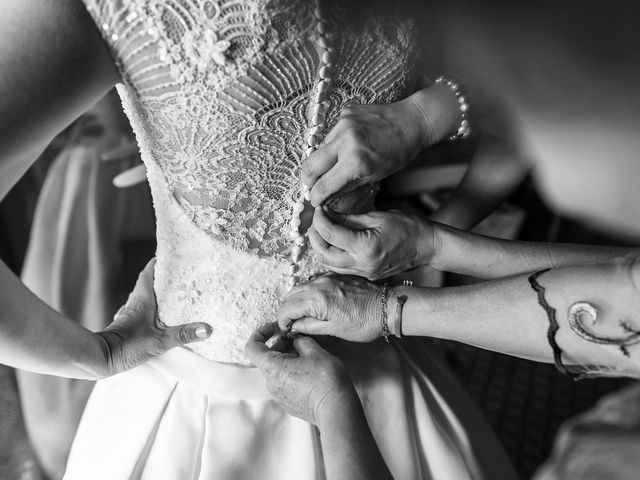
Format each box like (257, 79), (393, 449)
(303, 83), (462, 207)
(279, 274), (382, 342)
(309, 209), (640, 283)
(95, 260), (213, 377)
(309, 207), (434, 281)
(245, 324), (392, 480)
(0, 258), (212, 379)
(0, 0), (211, 379)
(280, 228), (640, 376)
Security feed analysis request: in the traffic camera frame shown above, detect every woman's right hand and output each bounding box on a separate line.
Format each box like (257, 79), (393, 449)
(309, 207), (440, 281)
(302, 82), (464, 208)
(94, 259), (212, 377)
(278, 274), (385, 342)
(302, 99), (430, 208)
(245, 323), (357, 426)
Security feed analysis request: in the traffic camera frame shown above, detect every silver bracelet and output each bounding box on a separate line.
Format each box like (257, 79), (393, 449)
(392, 295), (407, 338)
(434, 76), (471, 141)
(381, 283), (392, 343)
(392, 280), (414, 338)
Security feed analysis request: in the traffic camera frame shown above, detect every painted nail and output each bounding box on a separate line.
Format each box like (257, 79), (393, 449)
(195, 325), (210, 338)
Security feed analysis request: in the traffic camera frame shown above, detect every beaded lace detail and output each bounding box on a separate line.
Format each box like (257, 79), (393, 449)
(81, 0), (417, 364)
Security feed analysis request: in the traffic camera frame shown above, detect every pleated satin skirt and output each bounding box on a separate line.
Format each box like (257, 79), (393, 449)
(64, 341), (517, 480)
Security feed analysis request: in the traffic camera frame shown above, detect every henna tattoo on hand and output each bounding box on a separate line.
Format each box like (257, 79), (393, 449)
(568, 302), (640, 358)
(528, 269), (573, 376)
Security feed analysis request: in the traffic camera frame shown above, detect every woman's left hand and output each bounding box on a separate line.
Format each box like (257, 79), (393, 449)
(277, 274), (383, 342)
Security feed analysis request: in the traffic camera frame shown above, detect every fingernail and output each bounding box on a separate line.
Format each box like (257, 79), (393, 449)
(195, 325), (210, 338)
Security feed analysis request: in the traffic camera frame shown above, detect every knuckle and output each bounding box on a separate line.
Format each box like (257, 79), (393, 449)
(177, 327), (189, 344)
(320, 225), (333, 243)
(362, 231), (381, 256)
(353, 158), (374, 178)
(302, 161), (314, 178)
(340, 106), (357, 118)
(369, 241), (384, 259)
(314, 276), (332, 288)
(344, 126), (366, 146)
(313, 291), (330, 315)
(337, 117), (355, 130)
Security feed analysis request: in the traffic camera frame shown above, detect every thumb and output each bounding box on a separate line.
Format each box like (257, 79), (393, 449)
(165, 322), (212, 347)
(293, 335), (326, 356)
(291, 317), (330, 336)
(340, 211), (376, 230)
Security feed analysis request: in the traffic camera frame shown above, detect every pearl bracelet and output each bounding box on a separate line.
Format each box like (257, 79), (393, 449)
(434, 76), (471, 141)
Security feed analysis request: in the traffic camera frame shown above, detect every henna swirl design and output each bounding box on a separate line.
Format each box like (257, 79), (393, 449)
(568, 302), (640, 357)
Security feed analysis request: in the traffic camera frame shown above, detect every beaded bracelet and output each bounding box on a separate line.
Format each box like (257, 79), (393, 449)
(434, 76), (471, 141)
(380, 283), (392, 343)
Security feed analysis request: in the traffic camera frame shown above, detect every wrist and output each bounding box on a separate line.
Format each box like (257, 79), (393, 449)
(90, 331), (118, 379)
(399, 93), (435, 153)
(405, 84), (464, 148)
(416, 217), (444, 269)
(317, 385), (362, 430)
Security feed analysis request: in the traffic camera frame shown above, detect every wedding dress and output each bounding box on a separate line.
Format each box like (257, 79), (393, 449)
(65, 1), (516, 478)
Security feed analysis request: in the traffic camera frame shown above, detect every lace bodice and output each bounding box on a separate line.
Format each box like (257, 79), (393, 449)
(82, 0), (418, 364)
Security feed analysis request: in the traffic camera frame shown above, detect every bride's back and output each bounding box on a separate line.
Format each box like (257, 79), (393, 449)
(15, 0), (419, 364)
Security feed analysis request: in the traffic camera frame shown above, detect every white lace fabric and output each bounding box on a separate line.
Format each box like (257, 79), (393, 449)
(81, 0), (417, 365)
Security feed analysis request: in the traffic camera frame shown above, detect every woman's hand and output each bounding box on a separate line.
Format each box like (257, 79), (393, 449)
(303, 97), (431, 207)
(303, 83), (463, 207)
(278, 275), (383, 342)
(246, 324), (393, 479)
(95, 259), (212, 376)
(244, 323), (357, 426)
(309, 207), (439, 281)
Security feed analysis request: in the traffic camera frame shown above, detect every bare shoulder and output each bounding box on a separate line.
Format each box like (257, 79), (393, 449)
(0, 0), (119, 198)
(0, 0), (118, 91)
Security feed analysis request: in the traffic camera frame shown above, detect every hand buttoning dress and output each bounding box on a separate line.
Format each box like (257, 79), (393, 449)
(65, 1), (517, 478)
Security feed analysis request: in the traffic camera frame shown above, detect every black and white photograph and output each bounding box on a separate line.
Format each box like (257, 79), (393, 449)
(1, 1), (639, 479)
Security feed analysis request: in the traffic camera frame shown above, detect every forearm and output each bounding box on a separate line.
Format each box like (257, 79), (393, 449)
(430, 135), (530, 230)
(0, 260), (106, 379)
(430, 222), (636, 279)
(397, 256), (640, 376)
(318, 389), (392, 480)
